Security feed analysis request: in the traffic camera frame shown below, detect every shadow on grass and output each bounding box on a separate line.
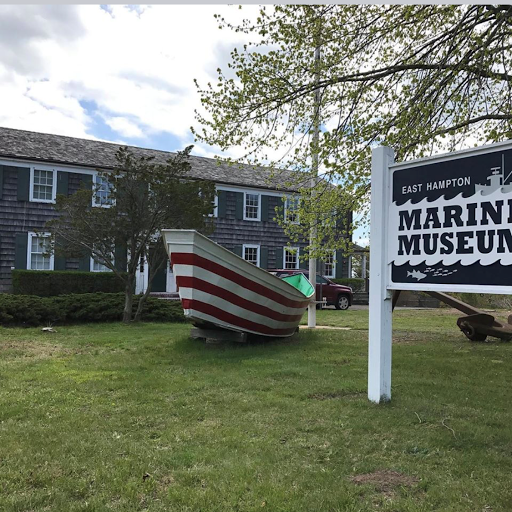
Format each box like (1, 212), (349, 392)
(169, 327), (326, 361)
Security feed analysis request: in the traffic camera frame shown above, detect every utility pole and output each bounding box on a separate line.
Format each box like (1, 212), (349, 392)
(308, 42), (321, 329)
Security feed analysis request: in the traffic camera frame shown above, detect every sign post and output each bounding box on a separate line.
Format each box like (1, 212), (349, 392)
(368, 146), (394, 403)
(368, 140), (512, 403)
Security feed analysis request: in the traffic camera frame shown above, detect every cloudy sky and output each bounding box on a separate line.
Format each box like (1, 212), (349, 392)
(0, 4), (256, 158)
(0, 4), (369, 245)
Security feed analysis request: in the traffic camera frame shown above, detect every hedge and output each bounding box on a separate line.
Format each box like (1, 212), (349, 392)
(331, 278), (367, 291)
(12, 270), (127, 296)
(0, 293), (185, 326)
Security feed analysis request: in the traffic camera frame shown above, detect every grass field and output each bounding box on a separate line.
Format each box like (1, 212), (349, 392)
(1, 308), (512, 511)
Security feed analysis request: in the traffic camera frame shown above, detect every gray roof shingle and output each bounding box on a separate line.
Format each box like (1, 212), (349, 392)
(0, 127), (302, 191)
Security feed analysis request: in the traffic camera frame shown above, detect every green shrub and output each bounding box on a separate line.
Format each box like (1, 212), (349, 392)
(330, 278), (366, 291)
(138, 297), (185, 322)
(12, 270), (127, 296)
(0, 295), (64, 326)
(0, 293), (185, 326)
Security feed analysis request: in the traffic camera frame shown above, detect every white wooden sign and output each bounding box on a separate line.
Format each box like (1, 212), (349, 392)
(369, 140), (512, 403)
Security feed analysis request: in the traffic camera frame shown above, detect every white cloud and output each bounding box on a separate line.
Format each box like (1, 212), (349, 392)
(104, 116), (145, 139)
(0, 4), (259, 154)
(0, 4), (318, 167)
(0, 64), (93, 138)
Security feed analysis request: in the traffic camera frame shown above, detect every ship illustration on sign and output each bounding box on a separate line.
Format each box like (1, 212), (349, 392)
(475, 155), (511, 195)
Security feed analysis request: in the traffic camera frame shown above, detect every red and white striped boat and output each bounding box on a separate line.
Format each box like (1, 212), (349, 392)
(162, 229), (315, 337)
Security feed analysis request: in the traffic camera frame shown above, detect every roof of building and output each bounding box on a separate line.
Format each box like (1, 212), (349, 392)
(0, 126), (301, 191)
(352, 243), (369, 252)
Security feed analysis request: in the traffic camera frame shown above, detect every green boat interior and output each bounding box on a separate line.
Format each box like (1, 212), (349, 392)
(281, 273), (315, 298)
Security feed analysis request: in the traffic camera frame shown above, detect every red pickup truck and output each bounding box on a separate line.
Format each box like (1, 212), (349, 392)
(269, 269), (353, 310)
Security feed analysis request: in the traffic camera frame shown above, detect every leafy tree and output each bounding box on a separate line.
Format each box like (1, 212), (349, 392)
(47, 146), (215, 323)
(193, 5), (512, 255)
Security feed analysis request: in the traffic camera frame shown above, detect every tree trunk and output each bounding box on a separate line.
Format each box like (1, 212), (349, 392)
(133, 286), (152, 322)
(133, 254), (166, 322)
(122, 277), (134, 323)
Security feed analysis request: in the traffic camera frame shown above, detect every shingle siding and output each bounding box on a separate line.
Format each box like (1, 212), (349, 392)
(210, 192), (309, 267)
(0, 128), (352, 292)
(0, 165), (89, 291)
(0, 178), (350, 291)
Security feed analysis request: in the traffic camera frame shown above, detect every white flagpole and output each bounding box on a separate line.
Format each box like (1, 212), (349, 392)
(308, 42), (321, 329)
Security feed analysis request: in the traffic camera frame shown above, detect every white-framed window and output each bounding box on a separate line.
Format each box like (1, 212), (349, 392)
(91, 256), (112, 272)
(90, 245), (114, 272)
(210, 193), (218, 218)
(27, 232), (53, 270)
(30, 168), (56, 203)
(324, 251), (336, 278)
(93, 173), (114, 207)
(244, 192), (260, 221)
(284, 246), (299, 269)
(284, 196), (300, 224)
(243, 244), (260, 267)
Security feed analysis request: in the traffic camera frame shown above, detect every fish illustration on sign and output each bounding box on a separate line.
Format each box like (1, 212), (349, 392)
(407, 270), (426, 281)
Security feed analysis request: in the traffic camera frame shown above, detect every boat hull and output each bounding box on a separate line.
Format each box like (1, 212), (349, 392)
(162, 230), (314, 337)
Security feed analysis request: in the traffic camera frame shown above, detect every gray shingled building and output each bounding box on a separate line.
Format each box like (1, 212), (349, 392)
(0, 127), (350, 294)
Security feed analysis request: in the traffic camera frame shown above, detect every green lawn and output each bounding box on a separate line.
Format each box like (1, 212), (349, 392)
(1, 309), (512, 511)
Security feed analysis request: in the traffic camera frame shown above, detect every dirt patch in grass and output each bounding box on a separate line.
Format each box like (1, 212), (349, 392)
(393, 333), (422, 344)
(0, 338), (104, 360)
(329, 358), (351, 366)
(308, 390), (364, 400)
(156, 474), (176, 493)
(392, 330), (461, 344)
(0, 341), (70, 360)
(351, 470), (419, 496)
